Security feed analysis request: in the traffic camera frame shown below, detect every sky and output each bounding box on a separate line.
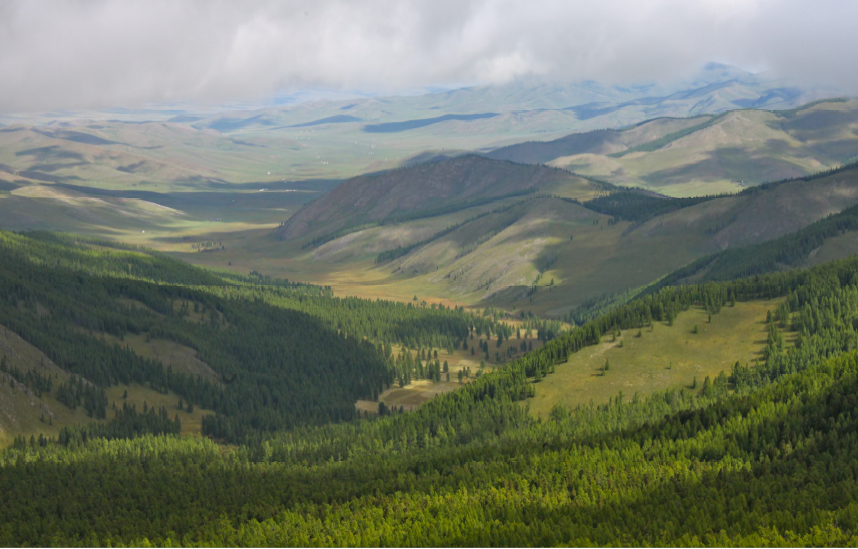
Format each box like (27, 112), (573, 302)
(0, 0), (856, 113)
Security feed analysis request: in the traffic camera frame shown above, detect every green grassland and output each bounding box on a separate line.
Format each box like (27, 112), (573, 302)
(527, 299), (786, 417)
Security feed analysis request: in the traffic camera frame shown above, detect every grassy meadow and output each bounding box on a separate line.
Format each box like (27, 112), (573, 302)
(526, 298), (789, 417)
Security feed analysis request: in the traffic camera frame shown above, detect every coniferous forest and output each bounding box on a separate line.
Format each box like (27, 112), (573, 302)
(3, 225), (858, 545)
(2, 4), (857, 546)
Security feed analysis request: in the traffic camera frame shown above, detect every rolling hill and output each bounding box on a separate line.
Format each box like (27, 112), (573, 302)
(487, 98), (858, 196)
(2, 63), (836, 189)
(257, 162), (858, 319)
(274, 154), (600, 242)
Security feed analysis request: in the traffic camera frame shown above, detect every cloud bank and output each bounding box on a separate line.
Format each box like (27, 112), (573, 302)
(0, 0), (855, 112)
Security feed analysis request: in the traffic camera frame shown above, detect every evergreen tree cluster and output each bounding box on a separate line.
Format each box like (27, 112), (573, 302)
(567, 191), (725, 225)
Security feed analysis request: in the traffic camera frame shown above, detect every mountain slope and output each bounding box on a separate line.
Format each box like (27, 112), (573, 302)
(275, 155), (598, 241)
(483, 117), (706, 164)
(487, 98), (858, 195)
(271, 163), (858, 318)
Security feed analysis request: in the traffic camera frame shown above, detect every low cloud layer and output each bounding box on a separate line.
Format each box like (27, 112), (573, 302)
(0, 0), (855, 112)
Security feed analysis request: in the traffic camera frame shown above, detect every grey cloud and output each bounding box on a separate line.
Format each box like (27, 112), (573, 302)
(0, 0), (855, 112)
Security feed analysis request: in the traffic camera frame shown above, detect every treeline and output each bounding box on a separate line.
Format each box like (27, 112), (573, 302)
(0, 356), (53, 397)
(214, 268), (331, 296)
(5, 253), (858, 544)
(653, 201), (858, 288)
(735, 160), (858, 196)
(567, 190), (725, 224)
(59, 402), (180, 445)
(772, 96), (849, 118)
(1, 230), (226, 286)
(562, 283), (650, 325)
(8, 230), (331, 296)
(205, 285), (513, 351)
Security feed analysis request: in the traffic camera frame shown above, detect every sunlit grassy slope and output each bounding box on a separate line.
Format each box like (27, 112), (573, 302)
(526, 298), (788, 417)
(2, 98), (857, 325)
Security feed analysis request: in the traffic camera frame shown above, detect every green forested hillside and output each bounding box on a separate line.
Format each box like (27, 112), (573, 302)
(0, 230), (527, 443)
(3, 239), (858, 544)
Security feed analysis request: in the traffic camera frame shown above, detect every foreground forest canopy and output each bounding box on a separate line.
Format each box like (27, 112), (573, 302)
(4, 225), (858, 544)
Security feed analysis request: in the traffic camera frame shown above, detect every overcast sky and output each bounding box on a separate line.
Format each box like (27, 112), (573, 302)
(0, 0), (855, 113)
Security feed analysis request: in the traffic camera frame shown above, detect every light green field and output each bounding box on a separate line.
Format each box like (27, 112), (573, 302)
(4, 162), (853, 327)
(527, 298), (788, 417)
(160, 195), (700, 316)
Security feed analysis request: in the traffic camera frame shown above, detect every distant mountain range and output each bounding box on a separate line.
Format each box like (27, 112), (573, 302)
(0, 63), (843, 186)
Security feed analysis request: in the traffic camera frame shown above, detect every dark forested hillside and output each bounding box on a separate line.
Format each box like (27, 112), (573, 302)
(572, 189), (727, 224)
(4, 234), (858, 544)
(0, 230), (520, 442)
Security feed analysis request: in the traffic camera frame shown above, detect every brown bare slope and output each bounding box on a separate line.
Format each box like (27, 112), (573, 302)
(275, 154), (581, 241)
